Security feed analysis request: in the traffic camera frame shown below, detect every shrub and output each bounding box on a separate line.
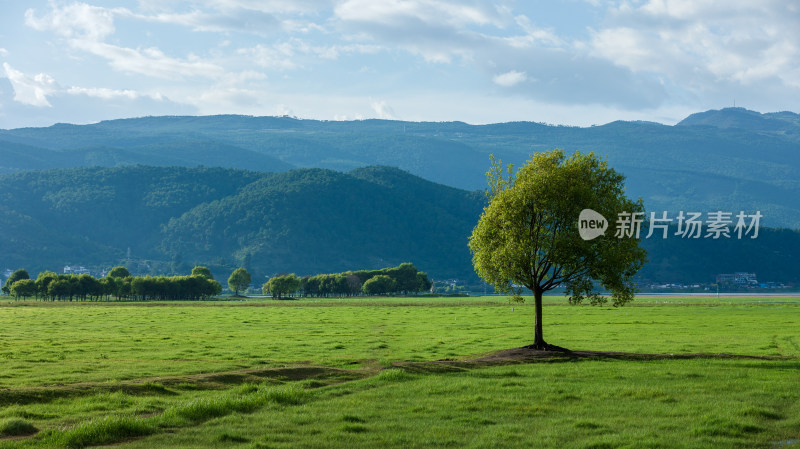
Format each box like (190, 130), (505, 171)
(375, 368), (413, 382)
(57, 415), (154, 448)
(0, 417), (38, 436)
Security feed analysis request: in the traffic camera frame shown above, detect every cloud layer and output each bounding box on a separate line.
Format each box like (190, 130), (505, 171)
(0, 0), (798, 127)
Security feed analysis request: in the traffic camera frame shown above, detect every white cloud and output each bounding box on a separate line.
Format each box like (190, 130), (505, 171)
(225, 70), (268, 84)
(591, 0), (800, 90)
(129, 0), (334, 36)
(274, 103), (293, 116)
(335, 0), (505, 28)
(493, 70), (527, 87)
(1, 62), (172, 110)
(280, 19), (327, 34)
(2, 63), (56, 107)
(507, 14), (563, 48)
(71, 40), (226, 80)
(8, 0), (800, 127)
(312, 43), (382, 59)
(121, 8), (281, 36)
(188, 87), (266, 112)
(590, 29), (641, 69)
(238, 44), (299, 70)
(192, 0), (333, 15)
(238, 40), (380, 70)
(25, 3), (226, 80)
(24, 2), (118, 41)
(66, 86), (144, 100)
(334, 0), (509, 64)
(370, 100), (397, 119)
(329, 0), (665, 107)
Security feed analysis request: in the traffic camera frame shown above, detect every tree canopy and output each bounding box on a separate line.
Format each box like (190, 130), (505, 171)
(263, 273), (301, 300)
(1, 271), (220, 301)
(469, 150), (647, 349)
(107, 266), (131, 278)
(362, 275), (397, 296)
(9, 279), (37, 298)
(2, 268), (29, 294)
(228, 268), (251, 296)
(191, 266), (214, 279)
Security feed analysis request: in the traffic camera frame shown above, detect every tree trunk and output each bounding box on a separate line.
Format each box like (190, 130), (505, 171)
(531, 287), (548, 350)
(527, 287), (571, 352)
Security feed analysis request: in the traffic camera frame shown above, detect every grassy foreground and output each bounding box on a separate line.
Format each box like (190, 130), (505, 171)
(0, 295), (798, 448)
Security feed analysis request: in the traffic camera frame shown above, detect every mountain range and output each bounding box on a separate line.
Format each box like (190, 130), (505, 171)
(2, 107), (799, 228)
(1, 108), (799, 286)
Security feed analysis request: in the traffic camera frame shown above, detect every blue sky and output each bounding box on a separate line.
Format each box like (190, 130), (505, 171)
(1, 0), (798, 128)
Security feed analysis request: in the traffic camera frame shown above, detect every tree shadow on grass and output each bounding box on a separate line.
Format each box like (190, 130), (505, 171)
(393, 346), (797, 373)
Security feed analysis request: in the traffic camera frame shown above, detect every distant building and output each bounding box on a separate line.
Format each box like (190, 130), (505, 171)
(716, 272), (757, 286)
(716, 273), (735, 284)
(64, 265), (91, 275)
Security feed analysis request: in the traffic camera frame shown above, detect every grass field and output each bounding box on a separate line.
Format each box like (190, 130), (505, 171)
(0, 295), (798, 448)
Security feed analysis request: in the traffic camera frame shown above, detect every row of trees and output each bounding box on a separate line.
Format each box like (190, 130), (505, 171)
(2, 262), (432, 301)
(2, 266), (222, 301)
(262, 263), (432, 299)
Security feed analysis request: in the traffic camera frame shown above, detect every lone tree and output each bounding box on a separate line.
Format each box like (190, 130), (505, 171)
(228, 268), (251, 296)
(469, 150), (647, 350)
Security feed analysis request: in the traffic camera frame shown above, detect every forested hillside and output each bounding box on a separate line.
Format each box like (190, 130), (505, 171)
(1, 164), (798, 286)
(639, 227), (800, 285)
(0, 165), (484, 282)
(2, 108), (799, 228)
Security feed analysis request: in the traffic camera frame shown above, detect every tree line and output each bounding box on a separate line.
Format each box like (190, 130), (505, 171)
(262, 262), (432, 299)
(1, 266), (222, 301)
(1, 262), (432, 301)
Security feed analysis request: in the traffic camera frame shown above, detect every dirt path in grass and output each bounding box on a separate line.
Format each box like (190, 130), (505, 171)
(0, 365), (374, 407)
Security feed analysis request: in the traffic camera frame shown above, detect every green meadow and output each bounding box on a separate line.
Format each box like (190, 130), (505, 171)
(0, 296), (798, 448)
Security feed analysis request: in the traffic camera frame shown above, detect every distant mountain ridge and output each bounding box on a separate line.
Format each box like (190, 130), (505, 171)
(677, 107), (800, 132)
(1, 108), (800, 228)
